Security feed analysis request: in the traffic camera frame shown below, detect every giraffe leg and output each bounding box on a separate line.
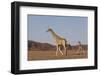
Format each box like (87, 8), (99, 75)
(65, 47), (67, 56)
(58, 46), (63, 55)
(64, 46), (67, 56)
(56, 46), (58, 56)
(63, 44), (67, 56)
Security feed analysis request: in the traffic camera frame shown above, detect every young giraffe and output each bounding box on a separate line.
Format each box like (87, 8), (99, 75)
(46, 28), (68, 56)
(77, 41), (83, 51)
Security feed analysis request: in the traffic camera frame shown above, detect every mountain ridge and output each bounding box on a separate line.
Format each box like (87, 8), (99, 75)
(28, 40), (87, 51)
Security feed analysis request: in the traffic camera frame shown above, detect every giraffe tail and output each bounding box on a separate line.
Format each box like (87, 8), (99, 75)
(64, 39), (67, 47)
(64, 39), (72, 50)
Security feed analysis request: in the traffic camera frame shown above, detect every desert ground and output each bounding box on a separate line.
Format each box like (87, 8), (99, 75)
(28, 49), (87, 61)
(28, 40), (88, 61)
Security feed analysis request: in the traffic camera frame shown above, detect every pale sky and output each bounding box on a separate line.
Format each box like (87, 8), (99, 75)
(28, 15), (88, 45)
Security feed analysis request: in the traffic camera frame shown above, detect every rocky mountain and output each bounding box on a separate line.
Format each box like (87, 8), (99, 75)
(28, 40), (88, 51)
(28, 40), (56, 51)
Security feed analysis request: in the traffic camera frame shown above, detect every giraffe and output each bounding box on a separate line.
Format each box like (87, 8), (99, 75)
(77, 41), (83, 51)
(46, 28), (68, 56)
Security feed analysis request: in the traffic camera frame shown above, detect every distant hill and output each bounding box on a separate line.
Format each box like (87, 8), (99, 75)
(28, 40), (88, 51)
(28, 40), (56, 51)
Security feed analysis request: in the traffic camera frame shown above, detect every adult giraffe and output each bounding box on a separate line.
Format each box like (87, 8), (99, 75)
(46, 28), (68, 56)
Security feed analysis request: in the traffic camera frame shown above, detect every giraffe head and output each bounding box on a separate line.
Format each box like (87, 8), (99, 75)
(78, 41), (81, 45)
(46, 28), (52, 32)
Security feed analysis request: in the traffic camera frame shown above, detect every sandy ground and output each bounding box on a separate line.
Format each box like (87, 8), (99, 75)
(28, 50), (88, 61)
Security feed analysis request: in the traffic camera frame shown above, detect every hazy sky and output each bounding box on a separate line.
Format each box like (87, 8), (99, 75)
(28, 15), (88, 45)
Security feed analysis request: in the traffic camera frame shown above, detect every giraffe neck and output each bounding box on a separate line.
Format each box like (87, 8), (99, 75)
(49, 30), (60, 39)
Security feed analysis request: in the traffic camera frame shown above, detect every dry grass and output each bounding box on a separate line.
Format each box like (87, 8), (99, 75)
(28, 49), (88, 61)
